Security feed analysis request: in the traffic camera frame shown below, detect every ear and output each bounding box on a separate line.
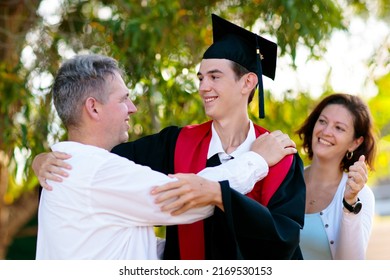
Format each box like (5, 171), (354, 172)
(349, 136), (364, 152)
(241, 73), (258, 95)
(85, 97), (100, 120)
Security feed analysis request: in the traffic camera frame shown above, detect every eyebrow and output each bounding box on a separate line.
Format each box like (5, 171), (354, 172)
(197, 69), (224, 76)
(319, 114), (349, 128)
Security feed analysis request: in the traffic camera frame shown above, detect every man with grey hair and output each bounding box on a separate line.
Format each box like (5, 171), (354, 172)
(35, 54), (295, 259)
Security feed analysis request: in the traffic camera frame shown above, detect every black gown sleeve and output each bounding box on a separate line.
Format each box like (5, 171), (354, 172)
(212, 153), (306, 260)
(111, 126), (181, 175)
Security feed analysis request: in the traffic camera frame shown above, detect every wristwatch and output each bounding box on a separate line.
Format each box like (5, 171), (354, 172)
(343, 198), (362, 214)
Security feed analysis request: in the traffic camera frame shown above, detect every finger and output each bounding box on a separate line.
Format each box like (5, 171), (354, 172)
(167, 194), (197, 215)
(170, 204), (193, 215)
(43, 171), (65, 182)
(39, 177), (53, 191)
(284, 138), (297, 148)
(349, 163), (368, 183)
(154, 186), (188, 204)
(269, 130), (282, 137)
(52, 151), (72, 160)
(48, 165), (70, 178)
(283, 147), (297, 155)
(151, 179), (186, 195)
(160, 197), (187, 212)
(51, 158), (72, 170)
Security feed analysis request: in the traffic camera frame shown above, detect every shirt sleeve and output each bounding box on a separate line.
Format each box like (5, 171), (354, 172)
(197, 151), (268, 194)
(90, 155), (213, 227)
(334, 185), (375, 259)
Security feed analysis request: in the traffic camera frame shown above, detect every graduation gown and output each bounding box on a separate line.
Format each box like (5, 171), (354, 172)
(111, 122), (306, 260)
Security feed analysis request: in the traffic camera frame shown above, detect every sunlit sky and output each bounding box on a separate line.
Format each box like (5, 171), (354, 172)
(264, 16), (389, 101)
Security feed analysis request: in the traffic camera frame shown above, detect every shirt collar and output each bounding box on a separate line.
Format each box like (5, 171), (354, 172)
(207, 120), (256, 160)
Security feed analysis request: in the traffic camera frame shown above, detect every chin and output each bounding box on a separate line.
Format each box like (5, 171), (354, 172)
(120, 134), (129, 144)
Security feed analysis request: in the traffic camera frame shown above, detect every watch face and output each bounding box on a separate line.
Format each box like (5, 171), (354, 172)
(354, 201), (363, 214)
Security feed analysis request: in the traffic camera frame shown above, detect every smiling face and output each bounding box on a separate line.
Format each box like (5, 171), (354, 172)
(197, 59), (248, 121)
(312, 104), (361, 164)
(101, 71), (137, 148)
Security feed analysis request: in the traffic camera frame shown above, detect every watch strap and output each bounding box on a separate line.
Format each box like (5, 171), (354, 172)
(343, 197), (362, 214)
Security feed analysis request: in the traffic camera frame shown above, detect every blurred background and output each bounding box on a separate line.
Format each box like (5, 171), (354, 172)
(0, 0), (389, 259)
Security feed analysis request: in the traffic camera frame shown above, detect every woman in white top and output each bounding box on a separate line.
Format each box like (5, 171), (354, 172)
(296, 93), (377, 260)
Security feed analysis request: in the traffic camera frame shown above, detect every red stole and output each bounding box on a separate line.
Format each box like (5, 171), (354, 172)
(174, 121), (293, 259)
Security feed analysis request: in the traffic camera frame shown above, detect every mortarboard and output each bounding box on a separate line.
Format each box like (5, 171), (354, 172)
(203, 14), (277, 118)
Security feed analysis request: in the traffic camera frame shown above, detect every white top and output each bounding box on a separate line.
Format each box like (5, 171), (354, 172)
(300, 172), (375, 260)
(36, 140), (268, 260)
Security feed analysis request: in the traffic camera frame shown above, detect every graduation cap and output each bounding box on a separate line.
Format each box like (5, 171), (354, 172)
(203, 14), (277, 118)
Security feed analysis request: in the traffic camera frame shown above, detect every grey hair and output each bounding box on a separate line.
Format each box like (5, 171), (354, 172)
(52, 54), (124, 128)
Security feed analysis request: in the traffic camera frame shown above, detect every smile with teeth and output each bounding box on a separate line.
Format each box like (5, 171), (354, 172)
(318, 138), (333, 146)
(204, 96), (218, 103)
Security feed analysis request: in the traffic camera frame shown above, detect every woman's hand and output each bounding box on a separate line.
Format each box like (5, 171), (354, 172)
(344, 155), (368, 204)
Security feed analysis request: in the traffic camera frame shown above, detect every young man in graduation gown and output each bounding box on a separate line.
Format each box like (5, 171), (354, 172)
(113, 14), (306, 260)
(33, 14), (306, 259)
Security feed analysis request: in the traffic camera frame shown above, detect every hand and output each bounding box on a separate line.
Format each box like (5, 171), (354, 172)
(151, 173), (222, 215)
(250, 130), (297, 167)
(344, 155), (368, 204)
(32, 152), (72, 191)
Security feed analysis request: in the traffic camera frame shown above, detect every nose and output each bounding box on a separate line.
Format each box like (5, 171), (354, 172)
(322, 124), (332, 135)
(127, 99), (137, 115)
(199, 78), (211, 93)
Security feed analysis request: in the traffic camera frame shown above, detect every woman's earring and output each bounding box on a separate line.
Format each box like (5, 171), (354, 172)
(346, 151), (353, 160)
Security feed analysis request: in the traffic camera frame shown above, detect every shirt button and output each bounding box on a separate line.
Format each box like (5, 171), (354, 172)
(325, 224), (329, 228)
(330, 240), (334, 245)
(320, 212), (323, 215)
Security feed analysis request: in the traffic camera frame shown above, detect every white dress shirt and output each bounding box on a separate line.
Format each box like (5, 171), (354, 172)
(207, 121), (269, 194)
(36, 139), (268, 260)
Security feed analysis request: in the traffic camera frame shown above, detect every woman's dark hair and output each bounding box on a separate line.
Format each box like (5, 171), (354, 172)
(296, 93), (377, 171)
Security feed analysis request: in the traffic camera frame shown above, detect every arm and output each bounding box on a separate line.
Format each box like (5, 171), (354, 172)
(91, 155), (215, 226)
(335, 186), (375, 259)
(334, 156), (375, 259)
(32, 126), (181, 189)
(153, 130), (297, 215)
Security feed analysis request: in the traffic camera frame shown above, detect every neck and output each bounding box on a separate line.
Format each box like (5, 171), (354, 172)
(68, 128), (113, 151)
(213, 117), (250, 154)
(305, 158), (343, 187)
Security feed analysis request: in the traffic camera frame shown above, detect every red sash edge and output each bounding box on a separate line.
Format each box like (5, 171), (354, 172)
(175, 121), (212, 260)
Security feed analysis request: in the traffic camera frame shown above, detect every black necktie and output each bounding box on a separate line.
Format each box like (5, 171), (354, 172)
(207, 153), (222, 167)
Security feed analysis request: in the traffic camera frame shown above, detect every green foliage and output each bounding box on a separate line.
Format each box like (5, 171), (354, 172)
(1, 0), (390, 197)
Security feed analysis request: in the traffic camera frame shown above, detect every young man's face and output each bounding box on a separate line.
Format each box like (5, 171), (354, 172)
(197, 59), (247, 121)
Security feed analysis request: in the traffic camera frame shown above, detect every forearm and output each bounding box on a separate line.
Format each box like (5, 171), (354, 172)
(334, 187), (375, 259)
